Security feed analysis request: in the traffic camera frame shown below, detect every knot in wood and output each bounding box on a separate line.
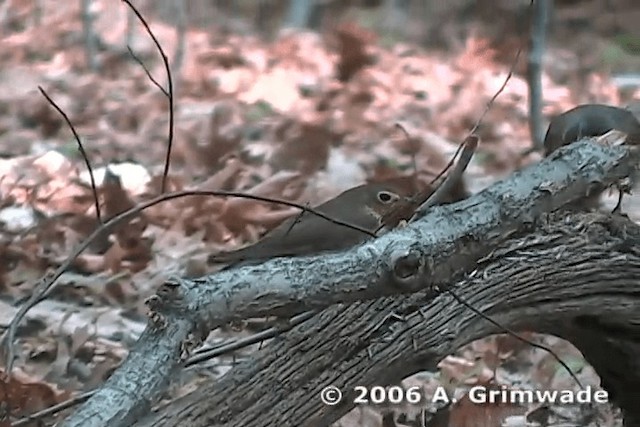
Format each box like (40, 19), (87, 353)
(145, 279), (190, 329)
(144, 295), (167, 329)
(389, 247), (423, 290)
(156, 279), (181, 300)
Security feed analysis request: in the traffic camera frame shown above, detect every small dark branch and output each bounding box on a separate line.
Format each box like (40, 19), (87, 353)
(126, 46), (169, 97)
(527, 0), (550, 150)
(12, 311), (314, 426)
(416, 135), (478, 215)
(393, 4), (528, 220)
(122, 0), (174, 194)
(185, 311), (316, 366)
(446, 288), (582, 389)
(469, 42), (524, 137)
(1, 188), (379, 373)
(12, 391), (94, 427)
(412, 27), (525, 203)
(38, 87), (101, 223)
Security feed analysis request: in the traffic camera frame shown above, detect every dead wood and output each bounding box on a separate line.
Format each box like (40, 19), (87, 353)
(136, 211), (640, 427)
(61, 135), (640, 427)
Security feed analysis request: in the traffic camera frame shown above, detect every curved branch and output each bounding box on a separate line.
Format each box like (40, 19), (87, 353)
(139, 211), (640, 426)
(61, 137), (640, 427)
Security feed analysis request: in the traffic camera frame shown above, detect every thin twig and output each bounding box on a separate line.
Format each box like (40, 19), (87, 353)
(1, 189), (379, 371)
(38, 87), (101, 223)
(468, 45), (524, 138)
(186, 312), (316, 366)
(411, 3), (528, 216)
(446, 288), (583, 389)
(416, 136), (478, 216)
(126, 45), (169, 97)
(12, 390), (94, 427)
(394, 123), (419, 181)
(122, 0), (174, 194)
(11, 312), (316, 425)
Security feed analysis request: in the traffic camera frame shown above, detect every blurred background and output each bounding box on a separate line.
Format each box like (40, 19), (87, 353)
(0, 1), (638, 426)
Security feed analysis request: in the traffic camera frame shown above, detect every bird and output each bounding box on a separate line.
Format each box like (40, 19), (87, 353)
(543, 104), (640, 156)
(209, 182), (410, 266)
(543, 104), (640, 211)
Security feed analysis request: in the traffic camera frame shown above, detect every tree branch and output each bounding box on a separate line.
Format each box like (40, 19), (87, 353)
(139, 210), (640, 426)
(61, 134), (640, 427)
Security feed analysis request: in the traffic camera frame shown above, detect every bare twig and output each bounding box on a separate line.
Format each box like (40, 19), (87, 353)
(391, 30), (526, 217)
(12, 391), (95, 427)
(416, 135), (478, 216)
(1, 189), (379, 372)
(126, 46), (169, 97)
(393, 123), (419, 180)
(469, 51), (524, 138)
(38, 87), (101, 223)
(122, 0), (174, 194)
(430, 1), (530, 185)
(417, 1), (528, 207)
(445, 288), (583, 389)
(186, 311), (316, 366)
(11, 311), (316, 425)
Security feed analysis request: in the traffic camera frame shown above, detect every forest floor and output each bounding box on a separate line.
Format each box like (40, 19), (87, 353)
(0, 1), (638, 426)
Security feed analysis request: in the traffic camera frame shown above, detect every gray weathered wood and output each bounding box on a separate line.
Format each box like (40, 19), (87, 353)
(61, 135), (640, 427)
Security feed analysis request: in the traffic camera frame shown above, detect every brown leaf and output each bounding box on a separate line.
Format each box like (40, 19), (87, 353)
(335, 22), (376, 81)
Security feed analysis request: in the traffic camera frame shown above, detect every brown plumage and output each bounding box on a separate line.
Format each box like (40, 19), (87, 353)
(543, 104), (640, 156)
(210, 183), (409, 265)
(543, 104), (640, 211)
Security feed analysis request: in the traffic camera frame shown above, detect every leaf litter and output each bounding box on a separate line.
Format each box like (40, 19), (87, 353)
(0, 1), (636, 425)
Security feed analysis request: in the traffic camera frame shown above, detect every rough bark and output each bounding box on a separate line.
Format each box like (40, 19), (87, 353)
(139, 211), (640, 427)
(61, 135), (640, 427)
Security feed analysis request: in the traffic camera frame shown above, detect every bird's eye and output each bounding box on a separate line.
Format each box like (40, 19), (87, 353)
(377, 191), (395, 203)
